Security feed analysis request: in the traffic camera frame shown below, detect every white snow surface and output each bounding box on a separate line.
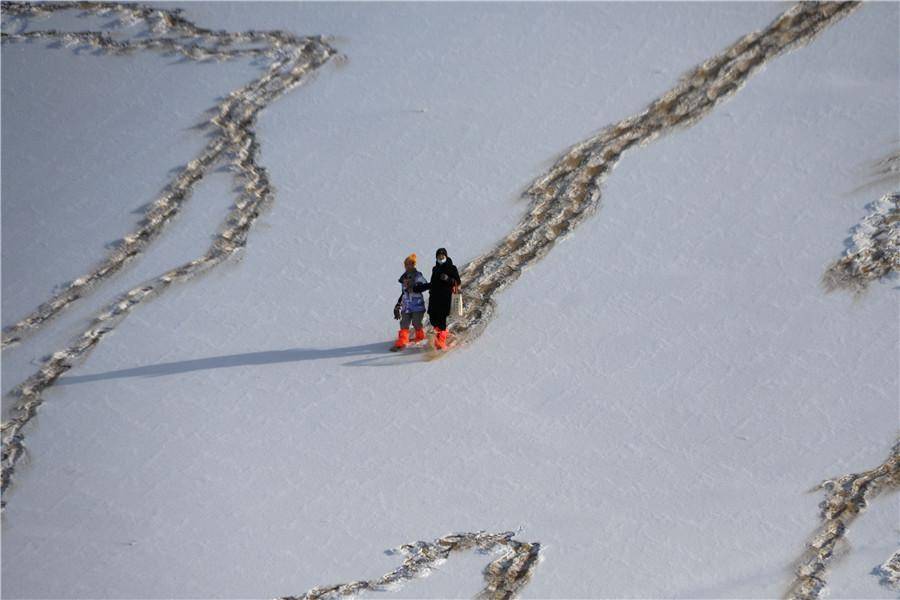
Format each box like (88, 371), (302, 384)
(2, 2), (898, 598)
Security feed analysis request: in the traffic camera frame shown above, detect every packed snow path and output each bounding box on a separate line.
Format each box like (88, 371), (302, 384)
(0, 2), (338, 350)
(1, 1), (337, 503)
(874, 549), (900, 591)
(450, 1), (862, 346)
(823, 190), (900, 294)
(1, 0), (863, 511)
(787, 441), (900, 599)
(282, 531), (540, 600)
(1, 1), (895, 598)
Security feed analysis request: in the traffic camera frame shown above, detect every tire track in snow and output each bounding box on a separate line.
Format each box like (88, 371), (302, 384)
(786, 441), (900, 599)
(1, 2), (337, 506)
(823, 191), (900, 294)
(282, 531), (541, 600)
(450, 1), (861, 347)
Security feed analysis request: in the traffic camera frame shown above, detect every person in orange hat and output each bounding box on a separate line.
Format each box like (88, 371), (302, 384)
(390, 253), (428, 351)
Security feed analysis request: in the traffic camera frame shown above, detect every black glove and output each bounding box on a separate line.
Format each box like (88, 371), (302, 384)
(393, 304), (401, 320)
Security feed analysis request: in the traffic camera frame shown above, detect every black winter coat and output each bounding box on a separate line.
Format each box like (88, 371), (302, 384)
(423, 258), (461, 318)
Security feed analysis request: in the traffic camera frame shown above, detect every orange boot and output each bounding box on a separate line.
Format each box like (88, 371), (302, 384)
(392, 328), (409, 351)
(434, 327), (449, 350)
(413, 327), (426, 343)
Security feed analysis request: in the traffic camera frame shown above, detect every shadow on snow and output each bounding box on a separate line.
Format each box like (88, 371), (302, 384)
(57, 341), (423, 385)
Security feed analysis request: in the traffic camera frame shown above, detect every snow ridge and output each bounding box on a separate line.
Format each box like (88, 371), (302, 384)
(0, 1), (338, 349)
(786, 441), (900, 599)
(0, 1), (337, 507)
(823, 191), (900, 294)
(451, 1), (861, 347)
(873, 549), (900, 591)
(282, 531), (541, 600)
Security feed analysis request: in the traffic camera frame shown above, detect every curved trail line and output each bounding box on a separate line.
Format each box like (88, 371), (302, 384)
(0, 2), (337, 506)
(0, 3), (876, 597)
(0, 1), (337, 348)
(450, 1), (861, 347)
(823, 191), (900, 294)
(0, 1), (861, 505)
(282, 531), (541, 600)
(786, 441), (900, 599)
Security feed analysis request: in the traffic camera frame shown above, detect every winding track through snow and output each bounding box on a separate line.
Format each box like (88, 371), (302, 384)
(786, 442), (900, 599)
(449, 1), (862, 347)
(282, 531), (541, 600)
(1, 0), (337, 504)
(0, 1), (337, 348)
(2, 2), (892, 598)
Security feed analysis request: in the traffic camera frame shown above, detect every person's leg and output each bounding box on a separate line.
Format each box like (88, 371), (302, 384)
(432, 313), (449, 349)
(395, 313), (412, 347)
(431, 313), (447, 330)
(412, 311), (426, 342)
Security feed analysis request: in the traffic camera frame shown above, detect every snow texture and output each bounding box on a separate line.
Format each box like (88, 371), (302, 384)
(824, 191), (900, 294)
(873, 548), (900, 591)
(2, 1), (898, 599)
(786, 442), (900, 599)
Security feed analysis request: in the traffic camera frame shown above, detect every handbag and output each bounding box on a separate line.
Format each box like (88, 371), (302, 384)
(451, 284), (464, 317)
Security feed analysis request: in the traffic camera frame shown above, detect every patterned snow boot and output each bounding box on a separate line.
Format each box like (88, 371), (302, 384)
(413, 327), (427, 343)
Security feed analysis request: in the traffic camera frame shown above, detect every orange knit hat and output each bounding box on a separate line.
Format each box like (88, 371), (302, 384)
(404, 253), (417, 266)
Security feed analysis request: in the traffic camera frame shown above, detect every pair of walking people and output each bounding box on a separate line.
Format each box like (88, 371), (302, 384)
(392, 247), (461, 351)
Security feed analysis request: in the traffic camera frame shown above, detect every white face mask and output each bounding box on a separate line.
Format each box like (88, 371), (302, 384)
(437, 258), (446, 265)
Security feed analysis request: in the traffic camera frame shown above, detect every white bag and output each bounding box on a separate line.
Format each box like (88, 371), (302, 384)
(451, 289), (464, 317)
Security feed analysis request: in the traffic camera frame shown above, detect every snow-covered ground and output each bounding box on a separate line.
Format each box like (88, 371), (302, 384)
(2, 2), (898, 598)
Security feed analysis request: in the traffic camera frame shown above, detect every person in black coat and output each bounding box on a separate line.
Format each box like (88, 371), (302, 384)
(422, 247), (461, 349)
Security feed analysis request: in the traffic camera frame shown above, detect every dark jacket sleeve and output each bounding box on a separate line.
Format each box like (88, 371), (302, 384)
(450, 265), (461, 285)
(412, 271), (430, 293)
